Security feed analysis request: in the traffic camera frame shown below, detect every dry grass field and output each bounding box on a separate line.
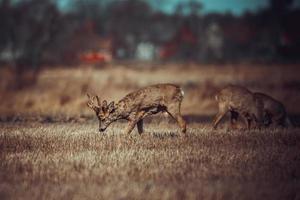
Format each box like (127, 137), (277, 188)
(0, 63), (300, 199)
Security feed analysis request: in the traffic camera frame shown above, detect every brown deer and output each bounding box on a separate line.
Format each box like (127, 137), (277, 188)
(253, 92), (292, 127)
(87, 84), (187, 135)
(213, 85), (263, 129)
(230, 92), (293, 128)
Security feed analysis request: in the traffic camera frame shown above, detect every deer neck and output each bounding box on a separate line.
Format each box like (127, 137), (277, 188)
(114, 101), (130, 119)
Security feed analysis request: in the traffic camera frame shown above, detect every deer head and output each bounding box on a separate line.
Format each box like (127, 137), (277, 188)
(87, 94), (117, 132)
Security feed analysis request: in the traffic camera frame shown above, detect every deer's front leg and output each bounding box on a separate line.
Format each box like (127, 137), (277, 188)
(136, 111), (146, 134)
(124, 120), (137, 135)
(213, 111), (226, 129)
(124, 112), (145, 135)
(212, 104), (228, 129)
(137, 119), (144, 134)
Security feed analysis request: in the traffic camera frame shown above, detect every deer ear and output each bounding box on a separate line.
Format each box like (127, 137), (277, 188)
(108, 101), (115, 112)
(95, 95), (101, 106)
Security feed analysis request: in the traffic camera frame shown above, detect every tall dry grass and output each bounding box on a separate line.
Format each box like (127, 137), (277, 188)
(1, 63), (300, 199)
(0, 122), (300, 200)
(0, 64), (300, 119)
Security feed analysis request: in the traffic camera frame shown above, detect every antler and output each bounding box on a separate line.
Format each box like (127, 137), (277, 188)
(87, 93), (101, 112)
(95, 95), (101, 106)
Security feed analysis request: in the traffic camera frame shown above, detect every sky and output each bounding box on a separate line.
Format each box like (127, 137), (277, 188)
(149, 0), (269, 15)
(56, 0), (300, 16)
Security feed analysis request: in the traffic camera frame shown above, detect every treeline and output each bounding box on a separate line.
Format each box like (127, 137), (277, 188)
(0, 0), (299, 69)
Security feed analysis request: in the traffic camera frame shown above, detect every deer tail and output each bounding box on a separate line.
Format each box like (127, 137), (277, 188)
(180, 88), (185, 97)
(215, 93), (219, 101)
(175, 87), (185, 102)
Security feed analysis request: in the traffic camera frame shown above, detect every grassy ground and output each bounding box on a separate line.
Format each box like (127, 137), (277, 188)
(0, 121), (300, 200)
(0, 63), (300, 199)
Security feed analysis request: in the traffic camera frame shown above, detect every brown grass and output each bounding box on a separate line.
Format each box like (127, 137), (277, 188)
(0, 121), (300, 200)
(1, 64), (300, 118)
(0, 63), (300, 199)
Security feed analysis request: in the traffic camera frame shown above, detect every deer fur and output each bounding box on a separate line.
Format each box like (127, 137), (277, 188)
(213, 85), (263, 129)
(253, 92), (292, 127)
(230, 92), (293, 128)
(87, 83), (187, 135)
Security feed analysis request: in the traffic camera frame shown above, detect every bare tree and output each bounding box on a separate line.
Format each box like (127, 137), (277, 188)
(0, 0), (73, 89)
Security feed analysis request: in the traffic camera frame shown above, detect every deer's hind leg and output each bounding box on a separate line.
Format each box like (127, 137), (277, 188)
(166, 103), (187, 134)
(271, 113), (286, 127)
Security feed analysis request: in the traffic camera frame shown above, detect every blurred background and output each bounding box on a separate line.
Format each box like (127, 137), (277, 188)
(0, 0), (300, 123)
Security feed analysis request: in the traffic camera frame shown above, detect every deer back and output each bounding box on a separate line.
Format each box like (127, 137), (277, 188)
(254, 92), (286, 117)
(117, 84), (184, 115)
(216, 85), (254, 112)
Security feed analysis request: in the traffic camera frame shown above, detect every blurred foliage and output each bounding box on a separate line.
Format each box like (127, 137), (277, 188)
(0, 0), (299, 88)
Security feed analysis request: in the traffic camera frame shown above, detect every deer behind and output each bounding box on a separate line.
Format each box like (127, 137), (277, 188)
(254, 92), (293, 127)
(87, 83), (187, 135)
(213, 85), (263, 129)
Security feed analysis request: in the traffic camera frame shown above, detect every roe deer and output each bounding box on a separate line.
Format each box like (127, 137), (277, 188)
(213, 85), (263, 129)
(87, 83), (187, 135)
(253, 92), (292, 127)
(230, 92), (293, 128)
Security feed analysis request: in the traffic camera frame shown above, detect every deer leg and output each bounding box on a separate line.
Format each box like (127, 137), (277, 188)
(166, 104), (187, 134)
(251, 113), (263, 129)
(136, 111), (146, 134)
(241, 115), (251, 130)
(260, 111), (271, 127)
(230, 111), (239, 129)
(254, 108), (264, 128)
(213, 103), (228, 129)
(137, 119), (144, 134)
(284, 116), (293, 128)
(176, 114), (187, 134)
(212, 111), (227, 129)
(271, 114), (284, 127)
(247, 118), (252, 129)
(124, 120), (137, 135)
(168, 112), (187, 134)
(125, 112), (145, 135)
